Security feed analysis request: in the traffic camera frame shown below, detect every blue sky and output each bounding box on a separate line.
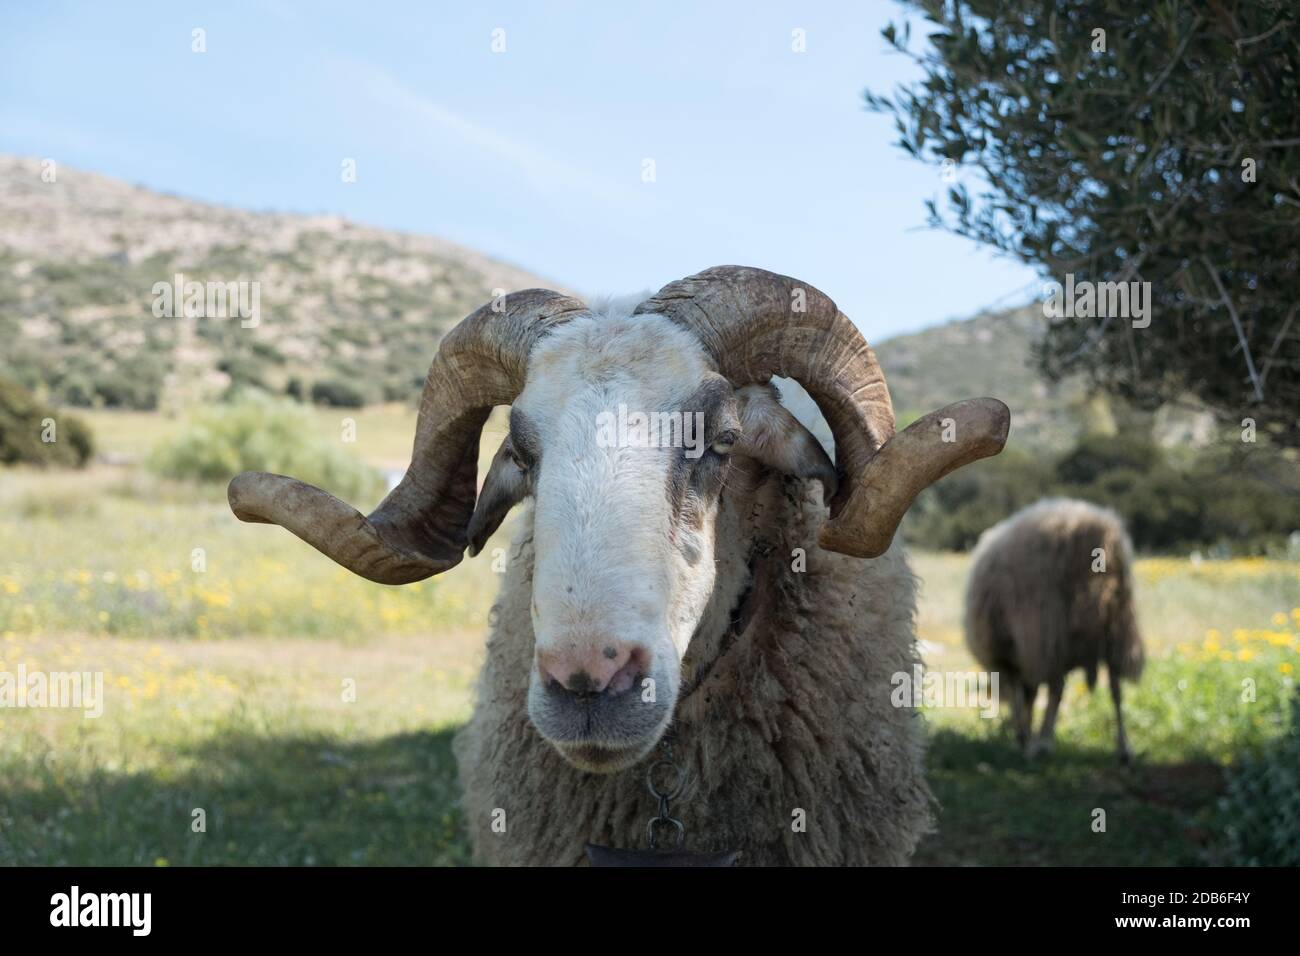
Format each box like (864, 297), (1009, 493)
(0, 0), (1039, 339)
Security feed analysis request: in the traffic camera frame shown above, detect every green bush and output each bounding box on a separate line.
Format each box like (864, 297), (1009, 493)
(216, 355), (270, 394)
(1055, 432), (1159, 486)
(93, 369), (161, 410)
(0, 376), (95, 467)
(1069, 464), (1204, 551)
(903, 447), (1053, 551)
(310, 378), (369, 408)
(905, 428), (1300, 554)
(1220, 693), (1300, 866)
(148, 393), (382, 502)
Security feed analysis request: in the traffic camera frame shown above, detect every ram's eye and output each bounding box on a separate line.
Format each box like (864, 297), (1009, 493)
(508, 444), (528, 471)
(710, 431), (737, 455)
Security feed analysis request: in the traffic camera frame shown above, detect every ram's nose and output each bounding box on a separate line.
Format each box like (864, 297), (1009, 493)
(536, 641), (649, 699)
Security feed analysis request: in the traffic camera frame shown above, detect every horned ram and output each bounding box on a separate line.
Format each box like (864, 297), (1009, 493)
(228, 266), (1010, 865)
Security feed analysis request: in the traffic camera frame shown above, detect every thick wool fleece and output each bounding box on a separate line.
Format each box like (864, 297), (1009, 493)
(964, 497), (1145, 690)
(453, 471), (932, 866)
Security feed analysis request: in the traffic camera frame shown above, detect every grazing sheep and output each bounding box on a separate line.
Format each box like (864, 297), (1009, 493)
(964, 498), (1145, 763)
(228, 266), (1009, 865)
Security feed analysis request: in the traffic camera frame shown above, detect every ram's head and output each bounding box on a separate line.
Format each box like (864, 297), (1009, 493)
(229, 266), (1008, 772)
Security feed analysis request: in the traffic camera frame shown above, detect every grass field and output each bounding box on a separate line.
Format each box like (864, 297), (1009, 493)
(910, 552), (1299, 865)
(80, 402), (429, 471)
(1, 413), (1297, 865)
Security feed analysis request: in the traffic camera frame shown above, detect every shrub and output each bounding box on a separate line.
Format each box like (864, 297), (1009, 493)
(216, 355), (270, 393)
(1220, 692), (1300, 866)
(94, 371), (161, 410)
(0, 376), (95, 467)
(905, 428), (1299, 554)
(1068, 464), (1204, 551)
(310, 378), (368, 408)
(903, 447), (1053, 551)
(148, 393), (382, 502)
(1055, 432), (1159, 486)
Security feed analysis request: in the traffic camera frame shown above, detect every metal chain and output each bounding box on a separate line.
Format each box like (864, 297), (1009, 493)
(644, 730), (686, 850)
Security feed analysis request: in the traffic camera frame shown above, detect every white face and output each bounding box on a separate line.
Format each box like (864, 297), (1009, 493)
(467, 311), (836, 773)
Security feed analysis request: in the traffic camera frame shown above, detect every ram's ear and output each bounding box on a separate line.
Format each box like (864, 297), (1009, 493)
(734, 384), (839, 501)
(465, 438), (530, 557)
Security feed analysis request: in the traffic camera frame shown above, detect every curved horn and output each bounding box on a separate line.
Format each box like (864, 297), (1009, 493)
(228, 289), (589, 584)
(635, 265), (1008, 558)
(821, 398), (1009, 557)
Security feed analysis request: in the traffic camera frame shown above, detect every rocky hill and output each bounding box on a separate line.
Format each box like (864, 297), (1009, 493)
(878, 304), (1217, 453)
(0, 156), (554, 411)
(875, 304), (1084, 450)
(4, 155), (1193, 452)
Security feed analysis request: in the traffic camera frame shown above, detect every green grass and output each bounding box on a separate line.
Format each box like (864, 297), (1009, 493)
(0, 468), (504, 640)
(0, 631), (477, 865)
(909, 551), (1298, 865)
(915, 729), (1225, 865)
(911, 646), (1295, 865)
(81, 401), (431, 469)
(1, 445), (1296, 864)
(0, 404), (509, 640)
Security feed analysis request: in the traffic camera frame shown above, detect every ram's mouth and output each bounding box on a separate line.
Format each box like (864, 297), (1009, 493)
(554, 740), (657, 774)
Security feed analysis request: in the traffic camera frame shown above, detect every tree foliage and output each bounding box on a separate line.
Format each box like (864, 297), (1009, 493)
(868, 1), (1300, 444)
(0, 376), (94, 468)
